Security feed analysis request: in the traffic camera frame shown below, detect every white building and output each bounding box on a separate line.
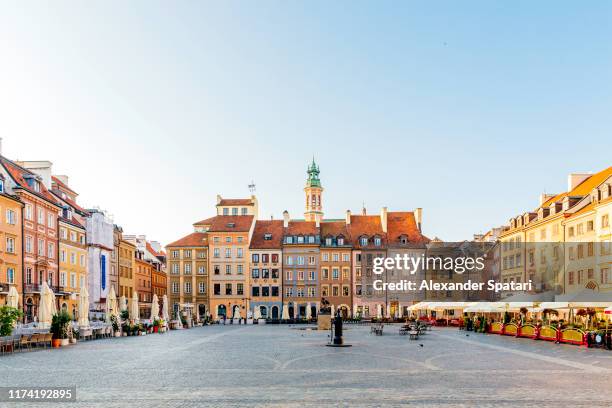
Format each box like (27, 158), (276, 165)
(86, 209), (114, 311)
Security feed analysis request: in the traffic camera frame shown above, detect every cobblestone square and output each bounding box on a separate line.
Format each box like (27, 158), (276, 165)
(2, 325), (612, 407)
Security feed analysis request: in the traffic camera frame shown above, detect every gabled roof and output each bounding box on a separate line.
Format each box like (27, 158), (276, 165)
(51, 189), (88, 215)
(51, 175), (77, 195)
(193, 216), (216, 226)
(387, 211), (429, 245)
(249, 220), (284, 249)
(285, 220), (319, 236)
(320, 221), (351, 244)
(0, 156), (61, 207)
(146, 242), (164, 258)
(207, 215), (254, 232)
(166, 232), (208, 247)
(348, 215), (386, 249)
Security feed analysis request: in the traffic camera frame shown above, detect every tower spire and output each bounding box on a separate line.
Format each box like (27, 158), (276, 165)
(304, 157), (323, 221)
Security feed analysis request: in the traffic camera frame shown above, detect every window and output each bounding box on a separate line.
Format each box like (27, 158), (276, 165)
(214, 284), (221, 295)
(568, 227), (575, 237)
(322, 268), (329, 279)
(285, 236), (293, 244)
(0, 179), (3, 192)
(171, 264), (179, 274)
(225, 283), (232, 295)
(333, 253), (339, 262)
(261, 286), (269, 297)
(225, 265), (232, 275)
(286, 256), (293, 265)
(61, 250), (67, 263)
(308, 256), (315, 265)
(6, 237), (15, 253)
(25, 204), (33, 221)
(360, 237), (368, 246)
(297, 287), (304, 297)
(342, 253), (349, 262)
(308, 287), (316, 297)
(198, 266), (205, 275)
(338, 237), (344, 246)
(185, 264), (192, 274)
(374, 237), (381, 246)
(297, 236), (304, 244)
(38, 208), (44, 224)
(297, 256), (305, 265)
(325, 237), (332, 246)
(47, 213), (55, 228)
(232, 208), (238, 216)
(332, 268), (339, 280)
(69, 231), (76, 242)
(264, 233), (272, 241)
(308, 236), (315, 244)
(225, 236), (231, 243)
(213, 248), (220, 258)
(198, 282), (205, 294)
(26, 267), (32, 284)
(322, 253), (329, 262)
(70, 273), (76, 288)
(237, 264), (243, 275)
(587, 220), (594, 231)
(7, 267), (14, 284)
(60, 272), (66, 286)
(237, 248), (243, 258)
(298, 271), (304, 280)
(285, 271), (292, 280)
(343, 286), (349, 296)
(332, 286), (339, 296)
(172, 250), (179, 258)
(322, 285), (329, 296)
(252, 254), (259, 263)
(262, 268), (269, 278)
(241, 207), (248, 215)
(309, 271), (316, 280)
(252, 268), (260, 278)
(223, 208), (229, 215)
(70, 252), (76, 264)
(285, 287), (293, 297)
(237, 236), (243, 243)
(603, 214), (610, 228)
(6, 209), (16, 225)
(225, 248), (231, 258)
(184, 250), (192, 258)
(80, 255), (85, 267)
(271, 254), (278, 263)
(184, 282), (192, 293)
(271, 269), (279, 279)
(272, 286), (279, 297)
(172, 282), (179, 293)
(48, 242), (54, 258)
(25, 236), (32, 253)
(214, 265), (220, 275)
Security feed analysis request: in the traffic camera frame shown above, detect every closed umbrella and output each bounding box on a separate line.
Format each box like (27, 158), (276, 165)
(107, 286), (118, 321)
(119, 295), (127, 313)
(7, 285), (19, 308)
(151, 294), (159, 321)
(398, 305), (403, 319)
(130, 291), (139, 322)
(162, 295), (170, 321)
(78, 286), (89, 327)
(38, 282), (55, 329)
(386, 304), (391, 318)
(281, 305), (289, 320)
(306, 302), (311, 319)
(331, 304), (335, 317)
(376, 304), (382, 319)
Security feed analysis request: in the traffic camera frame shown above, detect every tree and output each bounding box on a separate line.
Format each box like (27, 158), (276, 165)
(0, 306), (23, 336)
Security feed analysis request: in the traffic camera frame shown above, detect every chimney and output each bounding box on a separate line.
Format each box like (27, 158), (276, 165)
(345, 210), (351, 225)
(283, 210), (290, 228)
(17, 160), (53, 189)
(216, 194), (222, 204)
(568, 173), (591, 192)
(415, 208), (422, 232)
(539, 193), (556, 206)
(380, 207), (388, 233)
(362, 206), (367, 215)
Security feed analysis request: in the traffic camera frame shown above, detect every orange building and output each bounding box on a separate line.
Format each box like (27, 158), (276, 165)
(320, 221), (352, 317)
(135, 250), (152, 319)
(0, 180), (23, 308)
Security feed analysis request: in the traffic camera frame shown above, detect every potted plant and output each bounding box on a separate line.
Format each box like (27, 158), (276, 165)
(0, 306), (22, 337)
(153, 318), (160, 333)
(51, 311), (71, 347)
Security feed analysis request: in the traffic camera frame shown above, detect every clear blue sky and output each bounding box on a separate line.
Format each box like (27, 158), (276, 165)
(1, 2), (611, 245)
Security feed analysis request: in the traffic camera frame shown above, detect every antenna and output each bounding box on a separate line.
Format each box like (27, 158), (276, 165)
(248, 180), (256, 193)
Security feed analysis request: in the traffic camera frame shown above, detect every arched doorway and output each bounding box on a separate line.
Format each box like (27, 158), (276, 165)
(217, 304), (226, 317)
(61, 302), (68, 312)
(232, 305), (241, 318)
(198, 304), (206, 319)
(288, 305), (295, 319)
(25, 298), (34, 323)
(298, 305), (306, 318)
(271, 306), (279, 319)
(260, 306), (268, 319)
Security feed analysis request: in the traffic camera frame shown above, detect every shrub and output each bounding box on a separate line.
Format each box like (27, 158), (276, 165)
(51, 311), (72, 339)
(0, 306), (22, 337)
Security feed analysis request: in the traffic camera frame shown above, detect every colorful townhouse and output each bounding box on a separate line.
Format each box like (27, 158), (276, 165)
(348, 209), (387, 318)
(166, 231), (209, 320)
(0, 176), (23, 307)
(57, 210), (87, 318)
(111, 225), (122, 296)
(134, 250), (152, 318)
(0, 158), (61, 323)
(118, 237), (136, 299)
(249, 220), (283, 319)
(319, 220), (352, 317)
(282, 212), (320, 319)
(499, 166), (612, 298)
(148, 242), (167, 317)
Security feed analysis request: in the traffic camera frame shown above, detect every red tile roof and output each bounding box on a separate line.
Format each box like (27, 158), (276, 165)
(217, 198), (254, 206)
(51, 189), (88, 214)
(146, 242), (164, 258)
(59, 215), (85, 230)
(348, 215), (386, 248)
(0, 157), (61, 207)
(320, 221), (351, 243)
(285, 220), (319, 236)
(51, 176), (77, 195)
(193, 216), (217, 226)
(166, 232), (208, 247)
(386, 211), (429, 246)
(207, 215), (254, 232)
(249, 220), (284, 249)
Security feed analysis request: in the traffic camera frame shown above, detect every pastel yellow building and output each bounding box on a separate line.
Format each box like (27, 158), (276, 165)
(119, 239), (136, 299)
(58, 212), (88, 319)
(0, 184), (23, 307)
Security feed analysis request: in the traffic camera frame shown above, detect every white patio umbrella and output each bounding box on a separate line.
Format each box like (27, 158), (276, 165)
(306, 302), (312, 319)
(281, 304), (289, 320)
(38, 282), (55, 329)
(386, 303), (391, 318)
(398, 305), (403, 319)
(107, 286), (119, 321)
(7, 285), (19, 308)
(151, 294), (160, 321)
(162, 295), (170, 321)
(331, 304), (335, 316)
(78, 286), (90, 327)
(119, 295), (127, 313)
(253, 305), (261, 320)
(376, 304), (382, 319)
(130, 291), (139, 322)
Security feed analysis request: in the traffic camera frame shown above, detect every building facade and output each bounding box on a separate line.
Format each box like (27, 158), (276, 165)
(57, 213), (87, 318)
(166, 232), (208, 321)
(319, 220), (352, 317)
(135, 250), (152, 319)
(0, 182), (22, 307)
(118, 238), (136, 299)
(249, 220), (283, 320)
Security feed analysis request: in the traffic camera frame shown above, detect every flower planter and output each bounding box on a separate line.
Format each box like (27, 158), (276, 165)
(60, 338), (69, 346)
(52, 339), (61, 348)
(153, 326), (159, 333)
